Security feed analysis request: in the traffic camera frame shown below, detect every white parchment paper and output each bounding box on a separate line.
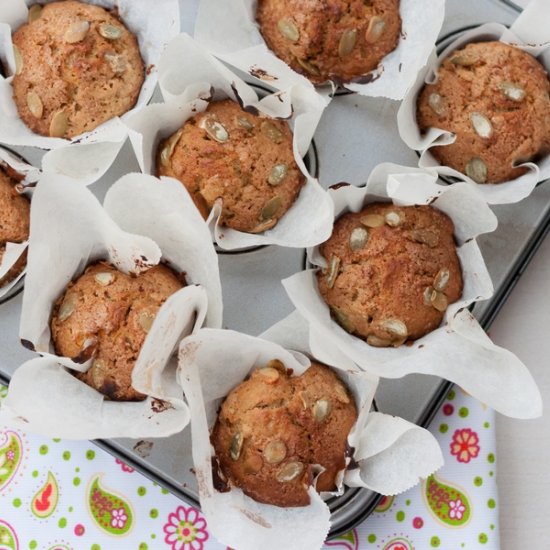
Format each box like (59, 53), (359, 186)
(124, 33), (333, 250)
(0, 0), (180, 185)
(177, 322), (443, 550)
(0, 172), (222, 439)
(397, 0), (550, 204)
(283, 163), (542, 419)
(0, 146), (38, 299)
(193, 0), (445, 100)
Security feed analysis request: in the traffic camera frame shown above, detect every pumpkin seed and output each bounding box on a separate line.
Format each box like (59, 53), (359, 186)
(99, 23), (123, 40)
(326, 255), (340, 289)
(260, 196), (282, 221)
(58, 295), (76, 322)
(433, 267), (450, 292)
(430, 289), (448, 312)
(385, 211), (401, 227)
(260, 121), (284, 143)
(450, 53), (477, 67)
(236, 116), (254, 130)
(276, 461), (303, 482)
(105, 53), (127, 74)
(138, 311), (155, 333)
(465, 157), (488, 183)
(27, 91), (43, 118)
(423, 286), (434, 306)
(90, 359), (106, 388)
(13, 46), (23, 75)
(296, 57), (321, 76)
(160, 129), (183, 167)
(268, 163), (288, 186)
(277, 19), (299, 42)
(499, 81), (525, 102)
(264, 440), (287, 464)
(298, 392), (309, 410)
(411, 229), (439, 247)
(349, 227), (369, 251)
(250, 218), (277, 233)
(339, 29), (357, 57)
(365, 16), (385, 43)
(381, 318), (408, 338)
(313, 399), (331, 422)
(28, 4), (43, 23)
(469, 112), (492, 139)
(331, 307), (356, 333)
(428, 92), (446, 116)
(64, 20), (90, 43)
(199, 117), (229, 142)
(257, 367), (280, 383)
(49, 110), (68, 137)
(334, 384), (351, 404)
(94, 272), (115, 286)
(360, 213), (385, 228)
(266, 359), (285, 370)
(367, 335), (392, 347)
(230, 433), (243, 461)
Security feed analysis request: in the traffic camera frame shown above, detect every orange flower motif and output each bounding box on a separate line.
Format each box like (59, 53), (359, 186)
(450, 428), (480, 463)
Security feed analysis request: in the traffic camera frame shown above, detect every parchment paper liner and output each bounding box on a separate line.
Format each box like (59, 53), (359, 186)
(193, 0), (445, 100)
(0, 0), (180, 185)
(0, 172), (223, 439)
(283, 163), (542, 419)
(177, 321), (443, 550)
(0, 145), (39, 300)
(397, 0), (550, 204)
(124, 33), (333, 250)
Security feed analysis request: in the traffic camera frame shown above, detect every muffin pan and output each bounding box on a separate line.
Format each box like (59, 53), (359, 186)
(0, 0), (548, 538)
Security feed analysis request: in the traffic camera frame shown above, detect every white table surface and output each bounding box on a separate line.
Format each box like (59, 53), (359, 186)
(489, 222), (550, 548)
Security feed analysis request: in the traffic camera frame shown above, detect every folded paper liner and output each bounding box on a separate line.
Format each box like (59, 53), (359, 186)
(0, 172), (223, 439)
(124, 33), (333, 250)
(283, 163), (542, 419)
(193, 0), (445, 100)
(178, 320), (443, 550)
(0, 0), (179, 185)
(397, 0), (550, 204)
(0, 146), (39, 300)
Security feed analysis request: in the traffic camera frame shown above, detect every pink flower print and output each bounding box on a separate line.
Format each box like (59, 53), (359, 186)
(448, 498), (466, 520)
(450, 428), (480, 463)
(115, 458), (134, 473)
(110, 508), (128, 529)
(6, 450), (14, 461)
(164, 506), (209, 550)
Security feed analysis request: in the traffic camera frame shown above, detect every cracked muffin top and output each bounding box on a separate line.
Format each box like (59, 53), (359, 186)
(50, 262), (184, 401)
(12, 0), (144, 138)
(157, 99), (305, 234)
(256, 0), (401, 84)
(317, 203), (463, 346)
(211, 359), (357, 507)
(417, 41), (550, 184)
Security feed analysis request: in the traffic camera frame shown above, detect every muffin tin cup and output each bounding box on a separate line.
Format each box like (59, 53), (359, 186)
(177, 322), (443, 550)
(0, 0), (180, 185)
(397, 2), (550, 205)
(0, 145), (38, 303)
(0, 172), (223, 439)
(193, 0), (445, 100)
(283, 163), (542, 419)
(123, 33), (333, 250)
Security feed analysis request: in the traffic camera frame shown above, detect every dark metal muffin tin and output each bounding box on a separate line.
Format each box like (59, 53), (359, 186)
(1, 0), (548, 538)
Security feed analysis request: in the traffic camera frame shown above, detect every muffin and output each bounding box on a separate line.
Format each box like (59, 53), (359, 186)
(256, 0), (401, 84)
(51, 262), (185, 401)
(12, 1), (145, 138)
(317, 203), (463, 346)
(417, 41), (550, 184)
(157, 99), (305, 233)
(211, 360), (357, 507)
(0, 164), (30, 288)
